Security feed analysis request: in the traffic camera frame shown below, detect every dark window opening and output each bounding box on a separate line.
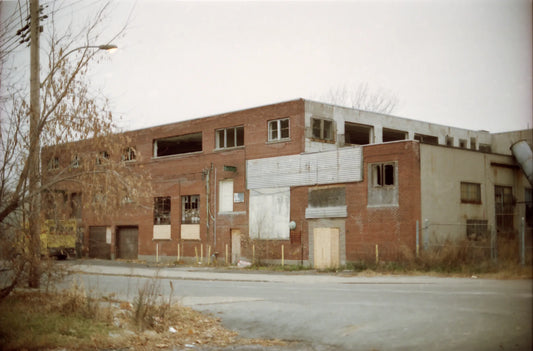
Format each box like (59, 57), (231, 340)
(446, 136), (454, 147)
(526, 188), (532, 228)
(459, 139), (467, 148)
(96, 151), (109, 165)
(382, 128), (406, 142)
(470, 137), (477, 150)
(345, 122), (371, 145)
(122, 147), (136, 161)
(182, 195), (200, 224)
(414, 133), (439, 145)
(373, 163), (395, 187)
(154, 132), (202, 157)
(154, 196), (171, 225)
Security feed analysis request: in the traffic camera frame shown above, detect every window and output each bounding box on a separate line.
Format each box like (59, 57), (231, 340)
(461, 182), (481, 204)
(268, 119), (290, 141)
(311, 118), (334, 141)
(181, 195), (199, 224)
(71, 155), (79, 168)
(466, 219), (488, 241)
(382, 128), (406, 142)
(446, 136), (454, 147)
(122, 147), (136, 162)
(96, 151), (109, 165)
(219, 179), (234, 212)
(216, 126), (244, 149)
(70, 193), (82, 219)
(345, 122), (371, 145)
(154, 196), (171, 225)
(414, 134), (439, 145)
(48, 157), (59, 170)
(372, 163), (395, 187)
(479, 144), (491, 153)
(495, 186), (514, 233)
(459, 139), (467, 148)
(154, 132), (202, 157)
(470, 137), (477, 150)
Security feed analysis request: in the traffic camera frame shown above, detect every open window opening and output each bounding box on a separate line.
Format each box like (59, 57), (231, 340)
(345, 122), (372, 145)
(382, 128), (406, 142)
(414, 133), (439, 145)
(154, 132), (202, 157)
(372, 163), (395, 187)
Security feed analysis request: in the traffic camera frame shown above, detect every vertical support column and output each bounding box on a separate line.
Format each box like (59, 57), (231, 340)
(520, 217), (526, 266)
(416, 220), (420, 257)
(423, 219), (429, 250)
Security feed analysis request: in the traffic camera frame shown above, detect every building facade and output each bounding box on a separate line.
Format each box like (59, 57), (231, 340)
(42, 99), (533, 267)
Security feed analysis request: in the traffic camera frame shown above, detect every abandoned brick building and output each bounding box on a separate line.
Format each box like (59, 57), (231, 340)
(42, 99), (533, 267)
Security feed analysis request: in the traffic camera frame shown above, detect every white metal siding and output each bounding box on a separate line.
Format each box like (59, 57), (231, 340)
(247, 147), (362, 189)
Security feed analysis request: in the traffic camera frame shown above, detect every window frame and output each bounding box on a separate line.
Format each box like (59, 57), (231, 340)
(48, 156), (60, 171)
(96, 150), (109, 165)
(122, 147), (136, 162)
(371, 163), (396, 187)
(460, 182), (481, 204)
(268, 118), (290, 142)
(311, 118), (334, 142)
(154, 196), (171, 225)
(215, 126), (244, 150)
(181, 195), (200, 224)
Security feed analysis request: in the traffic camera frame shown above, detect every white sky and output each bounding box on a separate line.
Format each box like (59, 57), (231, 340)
(3, 0), (532, 133)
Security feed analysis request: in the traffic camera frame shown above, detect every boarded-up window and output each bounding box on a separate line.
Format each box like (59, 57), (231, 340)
(308, 187), (346, 208)
(154, 132), (202, 157)
(249, 187), (290, 239)
(219, 179), (234, 212)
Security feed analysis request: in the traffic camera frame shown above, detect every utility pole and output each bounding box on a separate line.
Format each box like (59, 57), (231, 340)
(28, 0), (41, 288)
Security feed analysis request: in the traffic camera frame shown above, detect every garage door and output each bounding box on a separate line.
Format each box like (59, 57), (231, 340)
(89, 226), (110, 259)
(117, 226), (138, 260)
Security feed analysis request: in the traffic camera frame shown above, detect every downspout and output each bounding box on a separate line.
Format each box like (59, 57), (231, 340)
(510, 140), (533, 186)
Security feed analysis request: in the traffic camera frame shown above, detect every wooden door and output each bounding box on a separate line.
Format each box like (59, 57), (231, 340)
(231, 229), (241, 264)
(313, 227), (340, 269)
(117, 226), (138, 259)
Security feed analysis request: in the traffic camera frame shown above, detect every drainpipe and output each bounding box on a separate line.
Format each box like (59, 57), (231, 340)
(510, 140), (533, 186)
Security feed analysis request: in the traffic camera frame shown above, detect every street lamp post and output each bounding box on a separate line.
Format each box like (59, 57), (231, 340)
(27, 0), (117, 288)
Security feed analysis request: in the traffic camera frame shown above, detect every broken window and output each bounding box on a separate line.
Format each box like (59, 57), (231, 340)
(96, 151), (109, 165)
(216, 126), (244, 149)
(181, 195), (199, 224)
(382, 128), (406, 142)
(71, 155), (80, 169)
(122, 147), (136, 162)
(154, 133), (202, 157)
(460, 182), (481, 204)
(372, 163), (395, 187)
(466, 219), (488, 241)
(268, 118), (290, 141)
(48, 156), (59, 170)
(154, 196), (171, 225)
(311, 118), (334, 141)
(414, 134), (439, 145)
(345, 122), (371, 145)
(71, 192), (82, 219)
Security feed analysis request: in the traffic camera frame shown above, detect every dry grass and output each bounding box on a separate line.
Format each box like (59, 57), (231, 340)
(0, 281), (285, 350)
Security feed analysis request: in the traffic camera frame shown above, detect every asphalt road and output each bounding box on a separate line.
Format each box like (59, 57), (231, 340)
(59, 261), (532, 351)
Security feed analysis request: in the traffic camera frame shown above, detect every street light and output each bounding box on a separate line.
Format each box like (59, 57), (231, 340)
(41, 44), (118, 86)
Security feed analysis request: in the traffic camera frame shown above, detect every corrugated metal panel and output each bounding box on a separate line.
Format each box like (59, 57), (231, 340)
(305, 206), (348, 219)
(247, 147), (362, 189)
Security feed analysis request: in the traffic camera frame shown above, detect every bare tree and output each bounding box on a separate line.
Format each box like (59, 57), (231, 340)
(319, 83), (399, 115)
(0, 1), (147, 295)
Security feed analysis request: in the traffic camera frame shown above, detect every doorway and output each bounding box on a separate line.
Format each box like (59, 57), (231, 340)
(116, 226), (138, 259)
(313, 227), (340, 269)
(231, 229), (241, 264)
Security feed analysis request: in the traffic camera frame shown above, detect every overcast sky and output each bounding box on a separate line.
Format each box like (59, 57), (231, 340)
(3, 0), (532, 133)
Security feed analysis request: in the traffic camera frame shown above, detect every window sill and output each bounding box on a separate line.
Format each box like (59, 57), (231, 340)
(152, 151), (203, 160)
(214, 146), (245, 152)
(266, 138), (291, 144)
(218, 211), (246, 216)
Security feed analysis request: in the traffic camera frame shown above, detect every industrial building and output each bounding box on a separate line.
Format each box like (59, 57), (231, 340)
(42, 99), (533, 267)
